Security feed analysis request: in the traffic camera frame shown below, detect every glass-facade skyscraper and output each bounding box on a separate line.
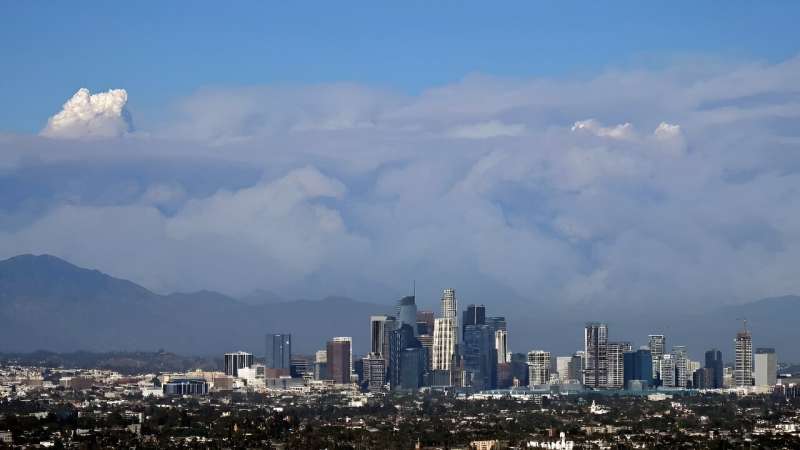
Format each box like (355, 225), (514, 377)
(623, 348), (653, 389)
(267, 333), (291, 369)
(704, 349), (723, 389)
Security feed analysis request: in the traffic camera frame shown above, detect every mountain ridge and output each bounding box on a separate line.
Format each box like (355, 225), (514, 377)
(0, 254), (797, 360)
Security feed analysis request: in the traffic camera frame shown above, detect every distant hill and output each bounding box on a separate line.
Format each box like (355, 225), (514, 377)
(0, 254), (797, 361)
(0, 254), (388, 356)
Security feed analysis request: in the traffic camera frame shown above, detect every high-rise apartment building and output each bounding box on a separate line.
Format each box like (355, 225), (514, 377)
(527, 350), (551, 386)
(432, 317), (458, 371)
(660, 353), (677, 387)
(362, 353), (386, 392)
(754, 348), (777, 387)
(648, 335), (665, 381)
(224, 351), (254, 377)
(606, 341), (632, 389)
(672, 345), (688, 388)
(266, 333), (292, 369)
(584, 322), (608, 388)
(327, 337), (352, 384)
(735, 328), (753, 387)
(704, 349), (723, 389)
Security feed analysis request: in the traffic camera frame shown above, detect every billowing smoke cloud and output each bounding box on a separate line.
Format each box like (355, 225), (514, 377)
(41, 88), (132, 139)
(3, 55), (800, 312)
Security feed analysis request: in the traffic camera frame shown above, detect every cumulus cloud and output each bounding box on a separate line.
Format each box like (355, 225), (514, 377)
(571, 119), (635, 139)
(41, 88), (132, 139)
(4, 55), (800, 312)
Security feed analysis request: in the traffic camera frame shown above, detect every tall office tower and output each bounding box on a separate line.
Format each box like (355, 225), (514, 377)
(583, 322), (608, 388)
(462, 304), (486, 336)
(527, 350), (551, 386)
(660, 353), (677, 387)
(266, 333), (292, 369)
(486, 316), (507, 331)
(224, 351), (254, 377)
(327, 337), (352, 384)
(370, 315), (389, 355)
(556, 356), (572, 381)
(509, 352), (530, 386)
(648, 335), (666, 381)
(606, 341), (632, 389)
(362, 353), (386, 392)
(389, 324), (421, 389)
(734, 327), (753, 387)
(399, 347), (427, 390)
(623, 348), (653, 389)
(755, 348), (777, 387)
(463, 324), (498, 390)
(441, 288), (458, 320)
(704, 349), (724, 389)
(495, 329), (508, 364)
(397, 296), (418, 336)
(416, 310), (435, 336)
(381, 317), (399, 365)
(417, 334), (434, 371)
(672, 345), (688, 388)
(432, 317), (458, 370)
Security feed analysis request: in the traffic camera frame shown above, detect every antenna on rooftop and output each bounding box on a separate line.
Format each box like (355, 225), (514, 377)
(736, 317), (748, 332)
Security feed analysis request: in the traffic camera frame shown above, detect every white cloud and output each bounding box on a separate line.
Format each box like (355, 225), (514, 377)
(41, 88), (131, 139)
(445, 120), (526, 139)
(4, 54), (800, 309)
(571, 119), (635, 139)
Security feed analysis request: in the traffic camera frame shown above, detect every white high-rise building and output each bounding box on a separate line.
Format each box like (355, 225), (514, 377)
(754, 348), (776, 387)
(432, 317), (458, 370)
(606, 342), (632, 389)
(528, 350), (551, 386)
(495, 329), (508, 364)
(441, 288), (457, 319)
(648, 335), (665, 381)
(660, 353), (677, 388)
(556, 356), (572, 382)
(672, 345), (688, 388)
(735, 329), (753, 387)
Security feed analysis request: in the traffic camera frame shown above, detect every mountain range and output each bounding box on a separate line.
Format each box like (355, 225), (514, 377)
(1, 254), (798, 361)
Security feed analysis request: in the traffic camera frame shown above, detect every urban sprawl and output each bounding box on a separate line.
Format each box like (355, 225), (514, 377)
(2, 288), (799, 449)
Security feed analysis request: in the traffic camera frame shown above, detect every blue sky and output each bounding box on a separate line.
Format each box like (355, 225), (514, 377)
(2, 1), (800, 133)
(2, 3), (800, 316)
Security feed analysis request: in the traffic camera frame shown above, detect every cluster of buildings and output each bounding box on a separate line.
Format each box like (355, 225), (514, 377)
(204, 289), (782, 395)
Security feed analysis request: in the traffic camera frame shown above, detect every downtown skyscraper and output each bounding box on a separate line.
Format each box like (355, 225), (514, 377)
(266, 333), (292, 369)
(583, 322), (608, 388)
(648, 334), (665, 382)
(606, 341), (632, 389)
(432, 288), (458, 371)
(735, 326), (753, 387)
